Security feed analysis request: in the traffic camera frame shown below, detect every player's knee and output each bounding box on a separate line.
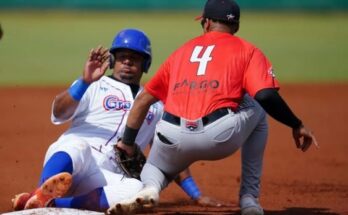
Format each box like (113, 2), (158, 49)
(72, 139), (90, 152)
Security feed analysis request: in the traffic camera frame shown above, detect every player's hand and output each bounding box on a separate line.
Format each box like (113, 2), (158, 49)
(292, 125), (319, 152)
(83, 45), (110, 84)
(194, 195), (233, 207)
(116, 139), (136, 157)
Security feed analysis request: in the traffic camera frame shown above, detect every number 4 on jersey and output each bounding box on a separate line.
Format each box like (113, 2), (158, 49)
(190, 45), (215, 76)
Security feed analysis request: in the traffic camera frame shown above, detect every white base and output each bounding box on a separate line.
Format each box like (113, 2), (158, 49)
(3, 208), (104, 215)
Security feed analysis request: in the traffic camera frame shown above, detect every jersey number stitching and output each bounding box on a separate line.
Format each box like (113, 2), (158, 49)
(190, 45), (215, 76)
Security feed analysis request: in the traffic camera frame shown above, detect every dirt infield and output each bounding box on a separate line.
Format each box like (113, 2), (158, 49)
(0, 84), (347, 215)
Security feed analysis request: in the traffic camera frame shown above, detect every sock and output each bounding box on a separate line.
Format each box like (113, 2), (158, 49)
(39, 151), (73, 186)
(53, 187), (109, 211)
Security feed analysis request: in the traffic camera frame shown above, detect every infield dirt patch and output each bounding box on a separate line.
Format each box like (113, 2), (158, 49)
(0, 84), (347, 214)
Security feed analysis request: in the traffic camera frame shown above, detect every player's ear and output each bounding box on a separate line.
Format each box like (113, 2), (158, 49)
(200, 18), (206, 28)
(207, 19), (212, 32)
(201, 18), (210, 32)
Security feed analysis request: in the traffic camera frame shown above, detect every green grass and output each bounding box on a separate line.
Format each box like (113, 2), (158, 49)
(0, 10), (347, 86)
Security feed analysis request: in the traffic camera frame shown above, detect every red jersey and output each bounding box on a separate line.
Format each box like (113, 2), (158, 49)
(145, 31), (279, 120)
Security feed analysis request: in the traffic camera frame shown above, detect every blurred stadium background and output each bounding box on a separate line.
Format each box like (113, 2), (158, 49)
(0, 0), (347, 86)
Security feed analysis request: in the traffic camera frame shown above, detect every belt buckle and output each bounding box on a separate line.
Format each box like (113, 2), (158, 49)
(185, 120), (199, 131)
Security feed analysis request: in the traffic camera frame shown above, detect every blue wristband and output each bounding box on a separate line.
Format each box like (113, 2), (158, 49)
(180, 176), (201, 200)
(68, 79), (90, 101)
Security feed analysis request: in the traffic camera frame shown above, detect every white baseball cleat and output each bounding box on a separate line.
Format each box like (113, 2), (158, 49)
(240, 194), (264, 215)
(107, 186), (159, 215)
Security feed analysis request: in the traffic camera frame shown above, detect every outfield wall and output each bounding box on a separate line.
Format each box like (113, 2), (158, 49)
(0, 0), (347, 10)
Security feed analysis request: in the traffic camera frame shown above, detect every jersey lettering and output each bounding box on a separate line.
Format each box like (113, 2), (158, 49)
(190, 45), (215, 76)
(103, 95), (131, 111)
(173, 79), (219, 91)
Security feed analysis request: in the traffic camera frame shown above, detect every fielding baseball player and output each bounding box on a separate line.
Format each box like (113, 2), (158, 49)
(11, 29), (221, 212)
(109, 1), (318, 215)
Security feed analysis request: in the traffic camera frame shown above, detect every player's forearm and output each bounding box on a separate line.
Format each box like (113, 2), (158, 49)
(123, 90), (158, 146)
(254, 88), (302, 129)
(127, 98), (152, 129)
(52, 91), (79, 120)
(53, 78), (90, 120)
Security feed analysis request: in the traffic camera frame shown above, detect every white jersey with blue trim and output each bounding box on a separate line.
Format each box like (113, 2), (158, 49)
(51, 76), (163, 152)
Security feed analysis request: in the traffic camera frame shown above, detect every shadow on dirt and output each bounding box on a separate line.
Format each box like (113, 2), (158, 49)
(266, 207), (342, 215)
(149, 205), (341, 215)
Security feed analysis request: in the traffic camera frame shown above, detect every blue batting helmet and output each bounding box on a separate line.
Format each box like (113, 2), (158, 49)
(109, 28), (152, 73)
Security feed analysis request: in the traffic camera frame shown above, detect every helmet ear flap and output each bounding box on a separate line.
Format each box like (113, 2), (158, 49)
(109, 52), (115, 69)
(142, 57), (151, 73)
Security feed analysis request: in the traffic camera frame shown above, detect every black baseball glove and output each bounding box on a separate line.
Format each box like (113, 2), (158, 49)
(114, 144), (146, 179)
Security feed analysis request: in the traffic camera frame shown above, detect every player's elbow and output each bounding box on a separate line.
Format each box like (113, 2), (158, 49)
(254, 88), (278, 105)
(52, 99), (74, 121)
